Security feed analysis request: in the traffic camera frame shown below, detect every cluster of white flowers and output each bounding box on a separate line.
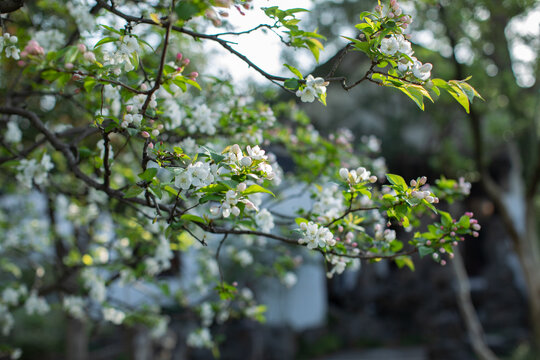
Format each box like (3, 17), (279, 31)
(224, 144), (276, 180)
(312, 184), (345, 222)
(4, 121), (22, 144)
(0, 304), (14, 336)
(298, 221), (336, 249)
(339, 166), (377, 184)
(81, 269), (107, 303)
(63, 296), (86, 320)
(233, 249), (254, 267)
(296, 74), (328, 103)
(282, 272), (298, 288)
(102, 306), (126, 325)
(103, 35), (140, 75)
(24, 291), (50, 316)
(175, 161), (216, 190)
(380, 34), (433, 81)
(187, 327), (213, 348)
(144, 235), (174, 276)
(67, 0), (96, 33)
(457, 177), (472, 195)
(255, 208), (274, 233)
(1, 286), (27, 306)
(210, 184), (259, 218)
(0, 33), (20, 60)
(16, 154), (54, 188)
(33, 29), (66, 52)
(185, 104), (218, 135)
(325, 254), (360, 278)
(410, 189), (439, 204)
(199, 302), (214, 327)
(374, 223), (396, 241)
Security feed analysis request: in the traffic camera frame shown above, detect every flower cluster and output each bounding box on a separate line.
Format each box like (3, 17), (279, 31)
(339, 166), (377, 185)
(16, 154), (54, 189)
(0, 33), (20, 60)
(103, 35), (140, 75)
(380, 34), (433, 82)
(224, 144), (276, 180)
(175, 161), (216, 190)
(296, 75), (328, 103)
(298, 221), (336, 250)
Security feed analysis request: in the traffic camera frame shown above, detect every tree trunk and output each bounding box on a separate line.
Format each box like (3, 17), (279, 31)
(66, 317), (89, 360)
(452, 248), (498, 360)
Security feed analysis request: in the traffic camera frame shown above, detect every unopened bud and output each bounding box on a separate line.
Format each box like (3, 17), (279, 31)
(151, 129), (160, 137)
(472, 231), (479, 237)
(141, 131), (150, 138)
(77, 43), (87, 52)
(472, 223), (481, 231)
(141, 83), (148, 91)
(419, 176), (427, 185)
(148, 142), (154, 149)
(176, 52), (183, 62)
(410, 179), (417, 187)
(182, 58), (190, 66)
(237, 182), (247, 192)
(231, 206), (240, 217)
(65, 62), (74, 70)
(189, 71), (199, 79)
(440, 260), (446, 266)
(369, 175), (378, 183)
(240, 156), (252, 167)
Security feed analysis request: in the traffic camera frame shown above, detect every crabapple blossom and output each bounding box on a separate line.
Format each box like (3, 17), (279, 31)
(298, 222), (336, 249)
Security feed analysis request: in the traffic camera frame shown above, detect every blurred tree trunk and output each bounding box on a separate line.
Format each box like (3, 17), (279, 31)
(66, 317), (89, 360)
(440, 1), (540, 350)
(452, 248), (498, 360)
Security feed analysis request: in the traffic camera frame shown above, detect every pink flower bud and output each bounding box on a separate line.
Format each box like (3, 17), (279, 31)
(452, 241), (458, 246)
(390, 0), (397, 6)
(65, 62), (74, 70)
(176, 52), (183, 62)
(419, 176), (427, 185)
(126, 105), (133, 112)
(148, 142), (154, 149)
(338, 225), (344, 232)
(440, 260), (446, 266)
(157, 124), (164, 130)
(141, 83), (148, 91)
(426, 240), (431, 246)
(465, 212), (474, 217)
(440, 226), (444, 230)
(375, 5), (382, 13)
(440, 248), (446, 253)
(17, 60), (26, 67)
(189, 71), (199, 80)
(369, 175), (378, 183)
(232, 281), (238, 287)
(440, 239), (446, 244)
(182, 58), (190, 66)
(237, 182), (247, 192)
(352, 242), (358, 247)
(449, 253), (454, 259)
(410, 179), (417, 187)
(388, 12), (395, 18)
(141, 131), (150, 138)
(77, 43), (87, 52)
(450, 232), (456, 237)
(83, 51), (96, 62)
(72, 74), (82, 81)
(472, 231), (479, 237)
(472, 223), (481, 231)
(151, 129), (160, 137)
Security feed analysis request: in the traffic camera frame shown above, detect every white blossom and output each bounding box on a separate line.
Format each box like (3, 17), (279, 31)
(412, 60), (433, 81)
(380, 36), (399, 56)
(24, 291), (50, 316)
(255, 208), (274, 233)
(187, 328), (213, 348)
(63, 296), (86, 320)
(298, 222), (336, 249)
(103, 307), (126, 325)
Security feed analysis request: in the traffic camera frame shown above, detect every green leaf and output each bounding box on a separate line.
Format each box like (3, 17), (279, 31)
(138, 168), (158, 181)
(306, 38), (323, 62)
(418, 246), (434, 258)
(386, 174), (408, 189)
(283, 64), (303, 79)
(243, 184), (275, 197)
(124, 185), (144, 198)
(457, 215), (470, 229)
(397, 86), (424, 110)
(197, 183), (228, 194)
(94, 36), (117, 49)
(439, 210), (452, 227)
(84, 78), (97, 93)
(99, 24), (122, 35)
(284, 78), (300, 90)
(390, 240), (403, 252)
(180, 214), (206, 224)
(295, 217), (308, 226)
(175, 2), (200, 20)
(395, 255), (415, 271)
